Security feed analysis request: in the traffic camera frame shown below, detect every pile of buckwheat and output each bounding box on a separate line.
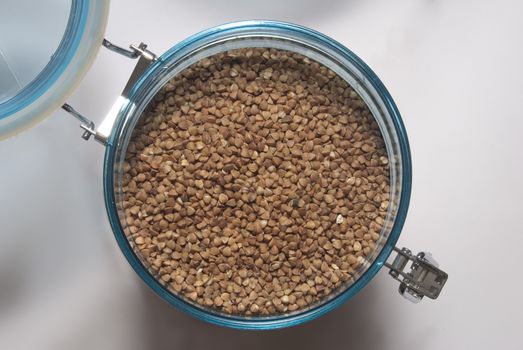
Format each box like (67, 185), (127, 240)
(120, 48), (390, 316)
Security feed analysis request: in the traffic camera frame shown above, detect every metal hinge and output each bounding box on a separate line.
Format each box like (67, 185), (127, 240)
(385, 247), (448, 303)
(62, 39), (158, 145)
(61, 103), (103, 143)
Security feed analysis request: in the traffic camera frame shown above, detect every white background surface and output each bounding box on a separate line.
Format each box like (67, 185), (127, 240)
(1, 0), (523, 349)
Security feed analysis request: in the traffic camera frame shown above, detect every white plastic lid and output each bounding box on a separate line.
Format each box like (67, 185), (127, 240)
(0, 0), (109, 139)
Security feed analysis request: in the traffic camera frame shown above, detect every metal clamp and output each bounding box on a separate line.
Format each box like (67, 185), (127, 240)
(385, 247), (448, 303)
(62, 39), (158, 144)
(102, 39), (140, 59)
(61, 104), (96, 141)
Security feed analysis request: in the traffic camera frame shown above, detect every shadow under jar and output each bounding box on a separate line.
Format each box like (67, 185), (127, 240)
(96, 21), (447, 329)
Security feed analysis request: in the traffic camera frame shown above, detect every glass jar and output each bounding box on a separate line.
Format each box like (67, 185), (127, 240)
(0, 2), (447, 330)
(100, 21), (445, 329)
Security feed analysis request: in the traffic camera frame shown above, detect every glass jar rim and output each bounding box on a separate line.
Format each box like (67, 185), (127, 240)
(0, 0), (109, 140)
(103, 20), (412, 330)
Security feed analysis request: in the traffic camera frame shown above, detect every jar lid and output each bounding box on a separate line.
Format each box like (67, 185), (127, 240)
(0, 0), (109, 139)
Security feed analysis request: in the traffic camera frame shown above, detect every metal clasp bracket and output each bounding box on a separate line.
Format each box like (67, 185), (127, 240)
(61, 104), (101, 142)
(62, 39), (158, 144)
(385, 247), (448, 303)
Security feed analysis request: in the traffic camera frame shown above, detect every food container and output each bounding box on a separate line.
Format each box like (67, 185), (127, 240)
(0, 0), (447, 330)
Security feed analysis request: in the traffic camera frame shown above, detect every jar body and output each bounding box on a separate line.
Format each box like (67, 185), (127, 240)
(103, 21), (412, 329)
